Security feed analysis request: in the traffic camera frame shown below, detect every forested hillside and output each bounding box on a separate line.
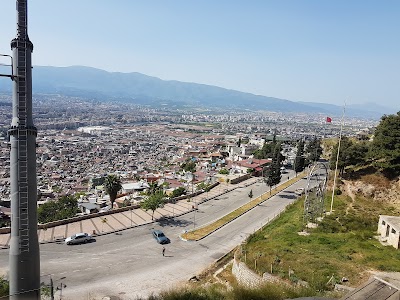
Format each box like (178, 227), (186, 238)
(329, 111), (400, 179)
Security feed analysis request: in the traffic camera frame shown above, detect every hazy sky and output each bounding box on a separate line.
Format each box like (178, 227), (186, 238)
(0, 0), (399, 110)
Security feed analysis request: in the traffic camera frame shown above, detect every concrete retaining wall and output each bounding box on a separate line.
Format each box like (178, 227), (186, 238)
(230, 174), (251, 184)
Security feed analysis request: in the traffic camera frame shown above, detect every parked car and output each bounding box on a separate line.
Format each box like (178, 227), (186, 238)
(152, 230), (170, 244)
(295, 188), (305, 196)
(65, 232), (94, 245)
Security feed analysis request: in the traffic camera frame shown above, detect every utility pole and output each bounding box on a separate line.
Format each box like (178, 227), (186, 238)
(8, 1), (41, 299)
(330, 103), (346, 213)
(50, 277), (54, 300)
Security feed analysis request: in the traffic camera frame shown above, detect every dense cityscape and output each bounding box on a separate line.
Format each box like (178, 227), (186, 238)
(0, 1), (399, 299)
(0, 93), (376, 212)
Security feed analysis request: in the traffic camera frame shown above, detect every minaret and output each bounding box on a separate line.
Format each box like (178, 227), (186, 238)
(8, 0), (40, 299)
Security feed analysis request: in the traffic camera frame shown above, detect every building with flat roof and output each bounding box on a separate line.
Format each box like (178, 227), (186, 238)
(378, 215), (400, 249)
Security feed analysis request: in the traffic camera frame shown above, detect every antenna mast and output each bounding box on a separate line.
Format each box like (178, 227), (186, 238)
(8, 0), (40, 299)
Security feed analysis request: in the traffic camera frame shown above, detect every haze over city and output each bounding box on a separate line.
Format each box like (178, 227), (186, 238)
(0, 0), (399, 110)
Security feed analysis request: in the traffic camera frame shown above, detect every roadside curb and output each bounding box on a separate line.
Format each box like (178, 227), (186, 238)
(0, 177), (266, 248)
(182, 175), (303, 242)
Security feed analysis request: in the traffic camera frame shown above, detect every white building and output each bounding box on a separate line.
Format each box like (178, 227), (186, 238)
(377, 215), (400, 249)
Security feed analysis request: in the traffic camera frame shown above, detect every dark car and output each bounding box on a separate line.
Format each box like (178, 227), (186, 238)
(152, 230), (170, 244)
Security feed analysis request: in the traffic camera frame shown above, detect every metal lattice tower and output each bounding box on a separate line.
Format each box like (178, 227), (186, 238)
(303, 162), (328, 225)
(8, 0), (40, 299)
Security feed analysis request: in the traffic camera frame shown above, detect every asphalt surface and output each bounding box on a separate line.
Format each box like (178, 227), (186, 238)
(0, 168), (327, 299)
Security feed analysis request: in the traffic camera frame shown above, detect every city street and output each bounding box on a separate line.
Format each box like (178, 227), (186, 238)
(0, 170), (322, 299)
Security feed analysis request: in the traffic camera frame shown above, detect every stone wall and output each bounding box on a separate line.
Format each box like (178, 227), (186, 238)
(0, 182), (221, 234)
(232, 255), (280, 288)
(232, 258), (264, 288)
(230, 174), (251, 184)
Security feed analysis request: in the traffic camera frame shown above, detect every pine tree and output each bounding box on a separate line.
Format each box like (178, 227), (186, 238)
(273, 142), (284, 165)
(294, 140), (305, 174)
(369, 112), (400, 176)
(264, 161), (281, 194)
(305, 137), (322, 163)
(329, 136), (353, 175)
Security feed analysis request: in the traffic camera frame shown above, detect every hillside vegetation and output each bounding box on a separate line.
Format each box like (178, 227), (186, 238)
(242, 191), (400, 289)
(328, 111), (400, 178)
(141, 112), (400, 299)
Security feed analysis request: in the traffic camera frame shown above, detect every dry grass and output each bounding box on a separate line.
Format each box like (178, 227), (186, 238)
(216, 263), (236, 285)
(181, 172), (306, 241)
(361, 174), (391, 188)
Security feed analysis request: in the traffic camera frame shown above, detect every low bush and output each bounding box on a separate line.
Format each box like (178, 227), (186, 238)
(144, 282), (320, 300)
(0, 277), (9, 298)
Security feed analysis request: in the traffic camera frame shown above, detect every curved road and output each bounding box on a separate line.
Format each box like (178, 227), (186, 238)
(0, 170), (325, 299)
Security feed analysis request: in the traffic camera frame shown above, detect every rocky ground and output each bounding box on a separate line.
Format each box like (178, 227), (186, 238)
(342, 174), (400, 210)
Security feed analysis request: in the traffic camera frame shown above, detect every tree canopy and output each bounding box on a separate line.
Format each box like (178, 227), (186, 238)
(294, 140), (305, 173)
(104, 174), (122, 209)
(170, 186), (186, 198)
(305, 137), (323, 163)
(369, 112), (400, 176)
(329, 136), (354, 175)
(141, 191), (165, 220)
(38, 195), (79, 223)
(219, 168), (229, 175)
(274, 142), (285, 165)
(264, 160), (281, 193)
(253, 132), (278, 160)
(328, 111), (400, 178)
(181, 159), (196, 173)
(91, 176), (106, 188)
(253, 141), (275, 159)
(147, 181), (162, 195)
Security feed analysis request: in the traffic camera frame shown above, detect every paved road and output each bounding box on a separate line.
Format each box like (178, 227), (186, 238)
(0, 177), (259, 247)
(0, 169), (325, 299)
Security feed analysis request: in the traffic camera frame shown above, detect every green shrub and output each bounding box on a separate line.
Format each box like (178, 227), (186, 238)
(0, 277), (9, 298)
(38, 195), (79, 223)
(171, 187), (186, 198)
(219, 169), (229, 175)
(156, 285), (225, 300)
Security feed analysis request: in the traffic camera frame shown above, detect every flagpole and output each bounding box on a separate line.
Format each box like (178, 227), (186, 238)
(330, 103), (346, 213)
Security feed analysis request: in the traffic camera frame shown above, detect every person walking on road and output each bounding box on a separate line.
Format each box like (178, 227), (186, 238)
(162, 246), (165, 257)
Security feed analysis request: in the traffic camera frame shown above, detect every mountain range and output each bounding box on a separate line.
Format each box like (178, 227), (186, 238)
(0, 65), (395, 118)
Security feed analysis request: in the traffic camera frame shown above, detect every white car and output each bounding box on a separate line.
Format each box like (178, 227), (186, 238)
(295, 188), (305, 196)
(65, 232), (94, 245)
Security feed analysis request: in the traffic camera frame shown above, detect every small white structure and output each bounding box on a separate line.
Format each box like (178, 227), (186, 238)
(121, 182), (150, 193)
(377, 215), (400, 249)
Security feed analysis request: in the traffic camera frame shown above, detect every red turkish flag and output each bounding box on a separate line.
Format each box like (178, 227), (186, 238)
(326, 117), (332, 123)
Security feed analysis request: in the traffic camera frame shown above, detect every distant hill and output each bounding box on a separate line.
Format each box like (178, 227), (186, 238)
(0, 65), (395, 118)
(298, 101), (394, 119)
